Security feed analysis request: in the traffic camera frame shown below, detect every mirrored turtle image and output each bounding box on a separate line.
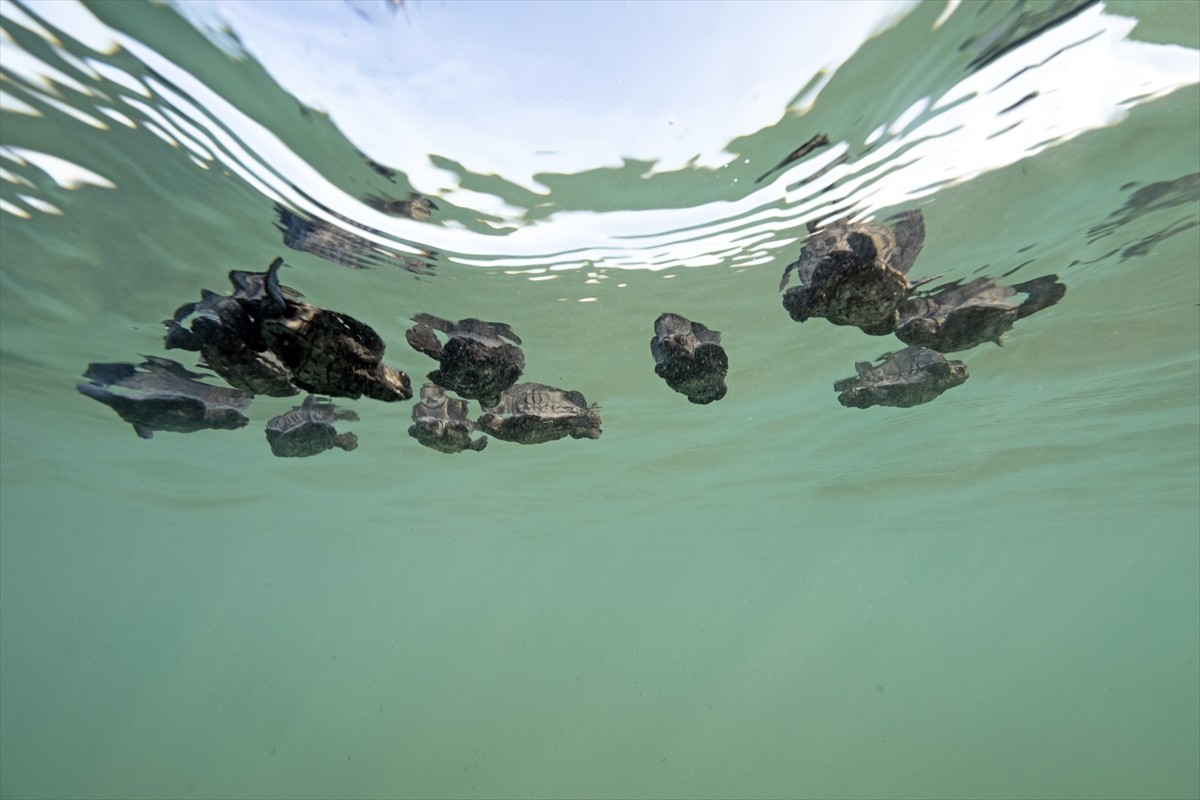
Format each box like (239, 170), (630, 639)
(164, 275), (298, 397)
(834, 346), (969, 409)
(274, 203), (435, 274)
(477, 382), (602, 444)
(76, 356), (252, 439)
(780, 210), (931, 335)
(895, 274), (1066, 352)
(408, 384), (488, 454)
(265, 395), (359, 457)
(258, 258), (413, 403)
(650, 312), (728, 404)
(405, 314), (524, 407)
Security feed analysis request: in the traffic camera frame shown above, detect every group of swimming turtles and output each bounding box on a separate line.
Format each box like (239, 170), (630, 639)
(76, 209), (1064, 455)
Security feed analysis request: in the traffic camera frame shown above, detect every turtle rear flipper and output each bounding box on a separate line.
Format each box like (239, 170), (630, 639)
(1012, 275), (1066, 319)
(468, 436), (488, 452)
(334, 432), (358, 452)
(405, 324), (443, 360)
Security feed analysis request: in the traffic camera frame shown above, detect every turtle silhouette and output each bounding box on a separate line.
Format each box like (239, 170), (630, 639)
(265, 395), (358, 457)
(781, 210), (932, 335)
(76, 356), (251, 438)
(895, 274), (1066, 352)
(258, 258), (412, 402)
(650, 312), (728, 404)
(408, 384), (488, 454)
(477, 382), (602, 444)
(834, 346), (969, 409)
(405, 314), (524, 407)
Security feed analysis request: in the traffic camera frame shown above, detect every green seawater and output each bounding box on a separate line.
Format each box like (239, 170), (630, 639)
(1, 1), (1197, 798)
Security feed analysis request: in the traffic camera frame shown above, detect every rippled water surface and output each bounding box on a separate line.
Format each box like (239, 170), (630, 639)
(2, 1), (1198, 798)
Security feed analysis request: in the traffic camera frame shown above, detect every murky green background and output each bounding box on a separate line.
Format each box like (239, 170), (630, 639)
(1, 1), (1197, 798)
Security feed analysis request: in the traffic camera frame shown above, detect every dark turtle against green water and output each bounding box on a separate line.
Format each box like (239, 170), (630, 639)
(405, 313), (524, 407)
(781, 210), (932, 335)
(408, 384), (488, 454)
(258, 258), (413, 402)
(894, 274), (1065, 352)
(477, 382), (602, 444)
(164, 270), (299, 397)
(265, 395), (358, 457)
(834, 346), (968, 409)
(76, 356), (251, 438)
(650, 312), (728, 404)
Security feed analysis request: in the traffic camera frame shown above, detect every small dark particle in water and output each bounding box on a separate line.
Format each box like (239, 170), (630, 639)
(650, 312), (728, 404)
(755, 133), (831, 184)
(477, 383), (602, 444)
(76, 356), (251, 438)
(781, 210), (933, 335)
(408, 384), (488, 454)
(405, 314), (524, 407)
(894, 274), (1066, 352)
(835, 346), (969, 409)
(258, 258), (413, 402)
(265, 395), (358, 457)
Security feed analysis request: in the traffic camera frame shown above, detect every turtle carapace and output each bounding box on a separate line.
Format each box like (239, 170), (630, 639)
(405, 313), (524, 407)
(834, 346), (968, 409)
(265, 395), (358, 457)
(477, 382), (602, 444)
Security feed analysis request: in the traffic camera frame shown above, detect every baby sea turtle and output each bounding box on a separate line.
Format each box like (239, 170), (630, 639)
(834, 346), (969, 409)
(408, 384), (488, 454)
(258, 258), (413, 403)
(780, 210), (931, 335)
(650, 312), (728, 404)
(265, 395), (358, 457)
(895, 274), (1066, 352)
(477, 382), (602, 444)
(76, 356), (251, 438)
(164, 276), (298, 397)
(405, 313), (524, 407)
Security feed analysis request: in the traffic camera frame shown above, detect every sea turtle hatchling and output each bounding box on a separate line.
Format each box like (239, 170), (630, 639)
(408, 384), (488, 454)
(76, 356), (252, 438)
(650, 312), (728, 404)
(834, 346), (969, 409)
(164, 273), (298, 397)
(258, 258), (413, 403)
(781, 210), (932, 335)
(405, 313), (524, 407)
(265, 395), (359, 457)
(477, 382), (602, 444)
(894, 274), (1066, 352)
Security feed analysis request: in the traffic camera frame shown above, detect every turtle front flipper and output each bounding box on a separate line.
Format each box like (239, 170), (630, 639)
(405, 324), (444, 360)
(334, 432), (359, 452)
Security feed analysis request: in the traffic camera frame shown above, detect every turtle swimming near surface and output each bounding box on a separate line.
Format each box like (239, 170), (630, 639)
(405, 313), (524, 407)
(834, 346), (969, 409)
(650, 312), (728, 404)
(265, 395), (358, 457)
(894, 274), (1066, 352)
(477, 382), (602, 444)
(76, 356), (252, 438)
(408, 384), (488, 454)
(781, 210), (932, 335)
(258, 258), (413, 403)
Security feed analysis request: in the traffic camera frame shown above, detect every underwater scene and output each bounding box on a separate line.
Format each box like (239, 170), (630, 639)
(1, 1), (1198, 797)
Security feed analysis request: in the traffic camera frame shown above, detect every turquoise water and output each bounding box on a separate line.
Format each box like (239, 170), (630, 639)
(1, 1), (1198, 798)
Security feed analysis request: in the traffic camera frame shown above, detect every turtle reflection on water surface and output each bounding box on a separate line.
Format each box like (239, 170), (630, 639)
(650, 312), (728, 404)
(405, 314), (524, 407)
(477, 383), (602, 445)
(258, 258), (413, 403)
(265, 395), (359, 458)
(76, 356), (251, 439)
(781, 210), (931, 335)
(835, 346), (969, 409)
(895, 274), (1066, 352)
(408, 384), (488, 454)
